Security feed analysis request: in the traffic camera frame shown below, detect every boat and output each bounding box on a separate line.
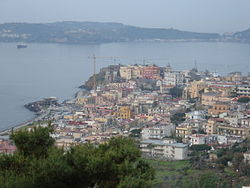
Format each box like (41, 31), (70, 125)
(17, 43), (28, 49)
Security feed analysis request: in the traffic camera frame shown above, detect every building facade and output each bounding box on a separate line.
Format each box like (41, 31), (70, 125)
(237, 85), (250, 96)
(141, 66), (161, 80)
(141, 124), (175, 140)
(140, 139), (188, 160)
(163, 71), (184, 86)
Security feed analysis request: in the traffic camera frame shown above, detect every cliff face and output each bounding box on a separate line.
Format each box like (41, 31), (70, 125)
(80, 65), (122, 90)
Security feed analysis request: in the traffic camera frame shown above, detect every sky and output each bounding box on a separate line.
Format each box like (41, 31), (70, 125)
(0, 0), (250, 33)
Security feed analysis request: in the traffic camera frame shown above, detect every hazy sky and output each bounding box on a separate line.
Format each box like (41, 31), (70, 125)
(0, 0), (250, 33)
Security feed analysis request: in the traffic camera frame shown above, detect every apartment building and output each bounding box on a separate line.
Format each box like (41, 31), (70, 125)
(201, 92), (219, 106)
(237, 85), (250, 96)
(217, 125), (250, 138)
(141, 66), (161, 80)
(141, 124), (175, 140)
(183, 80), (207, 99)
(163, 71), (184, 86)
(119, 65), (143, 80)
(140, 139), (188, 160)
(189, 134), (207, 145)
(176, 125), (195, 138)
(208, 102), (230, 116)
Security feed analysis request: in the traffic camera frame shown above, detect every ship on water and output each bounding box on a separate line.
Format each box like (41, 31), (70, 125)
(17, 43), (28, 49)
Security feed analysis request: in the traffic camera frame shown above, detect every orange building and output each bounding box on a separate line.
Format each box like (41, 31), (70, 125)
(208, 102), (230, 116)
(201, 92), (219, 106)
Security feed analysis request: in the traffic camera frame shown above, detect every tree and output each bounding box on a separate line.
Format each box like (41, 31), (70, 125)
(232, 153), (244, 170)
(65, 136), (154, 188)
(171, 112), (185, 125)
(130, 128), (141, 137)
(190, 144), (211, 152)
(10, 125), (55, 158)
(0, 130), (154, 188)
(239, 161), (250, 176)
(198, 172), (220, 188)
(169, 86), (183, 98)
(237, 97), (250, 103)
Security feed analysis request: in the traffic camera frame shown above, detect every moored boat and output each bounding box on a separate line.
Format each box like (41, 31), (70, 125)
(17, 43), (28, 49)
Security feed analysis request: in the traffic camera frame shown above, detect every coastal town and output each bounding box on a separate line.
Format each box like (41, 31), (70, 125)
(1, 63), (250, 162)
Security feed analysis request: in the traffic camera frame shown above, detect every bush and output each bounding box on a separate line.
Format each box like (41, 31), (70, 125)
(190, 144), (211, 152)
(237, 97), (250, 103)
(0, 127), (155, 188)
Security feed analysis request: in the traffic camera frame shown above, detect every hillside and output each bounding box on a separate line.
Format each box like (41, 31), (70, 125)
(233, 28), (250, 42)
(0, 21), (221, 44)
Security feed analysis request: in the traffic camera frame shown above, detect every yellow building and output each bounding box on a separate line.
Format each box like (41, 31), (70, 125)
(132, 66), (142, 79)
(63, 115), (75, 119)
(201, 92), (219, 106)
(205, 119), (217, 134)
(114, 106), (134, 119)
(95, 117), (108, 123)
(225, 72), (242, 82)
(120, 66), (132, 80)
(208, 102), (230, 116)
(217, 125), (250, 138)
(76, 97), (88, 105)
(176, 125), (193, 138)
(183, 80), (207, 99)
(119, 65), (142, 80)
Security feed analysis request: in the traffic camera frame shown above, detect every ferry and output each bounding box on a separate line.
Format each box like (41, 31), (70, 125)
(17, 43), (28, 49)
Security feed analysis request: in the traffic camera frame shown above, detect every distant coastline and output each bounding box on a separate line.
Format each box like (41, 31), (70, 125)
(0, 21), (249, 44)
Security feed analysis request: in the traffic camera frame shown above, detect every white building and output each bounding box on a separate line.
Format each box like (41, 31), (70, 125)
(239, 118), (250, 127)
(186, 110), (206, 120)
(216, 135), (228, 144)
(163, 71), (184, 86)
(141, 124), (175, 140)
(236, 85), (250, 96)
(189, 134), (207, 145)
(243, 151), (250, 163)
(140, 139), (188, 160)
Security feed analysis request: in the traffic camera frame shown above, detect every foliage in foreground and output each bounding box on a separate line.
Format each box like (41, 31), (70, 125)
(149, 159), (250, 188)
(0, 126), (154, 188)
(148, 138), (250, 188)
(237, 96), (250, 103)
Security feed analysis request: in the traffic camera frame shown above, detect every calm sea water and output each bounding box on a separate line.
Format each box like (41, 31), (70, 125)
(0, 42), (250, 130)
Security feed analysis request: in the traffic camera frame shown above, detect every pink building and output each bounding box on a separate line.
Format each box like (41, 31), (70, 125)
(141, 66), (161, 80)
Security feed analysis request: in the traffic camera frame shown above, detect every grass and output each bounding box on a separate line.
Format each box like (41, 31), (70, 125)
(146, 160), (190, 187)
(148, 159), (250, 188)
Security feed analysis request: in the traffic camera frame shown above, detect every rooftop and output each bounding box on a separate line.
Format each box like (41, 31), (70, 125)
(141, 139), (188, 148)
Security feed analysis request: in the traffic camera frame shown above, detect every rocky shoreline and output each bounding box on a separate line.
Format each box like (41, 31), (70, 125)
(24, 97), (60, 113)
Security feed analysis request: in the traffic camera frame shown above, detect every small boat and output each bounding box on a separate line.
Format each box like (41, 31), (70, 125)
(17, 43), (28, 49)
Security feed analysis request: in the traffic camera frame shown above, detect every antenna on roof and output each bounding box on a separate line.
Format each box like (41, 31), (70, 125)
(92, 54), (96, 91)
(194, 59), (198, 70)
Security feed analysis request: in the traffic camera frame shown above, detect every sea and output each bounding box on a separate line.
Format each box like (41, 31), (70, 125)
(0, 42), (250, 130)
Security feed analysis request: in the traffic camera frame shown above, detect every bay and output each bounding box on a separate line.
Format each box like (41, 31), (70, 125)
(0, 42), (250, 130)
